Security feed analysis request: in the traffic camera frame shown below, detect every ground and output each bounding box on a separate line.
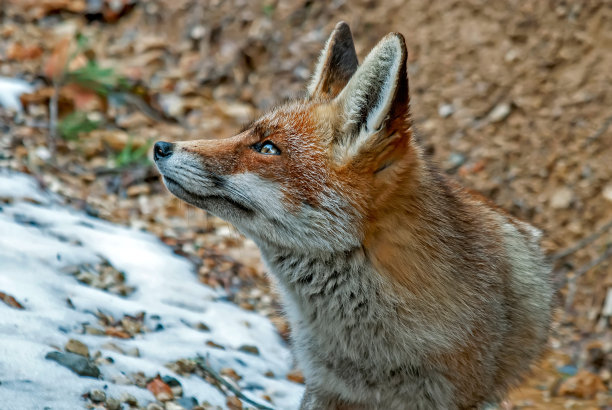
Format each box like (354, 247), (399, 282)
(0, 0), (610, 409)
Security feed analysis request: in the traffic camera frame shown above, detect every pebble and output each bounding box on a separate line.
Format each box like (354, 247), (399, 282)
(602, 184), (612, 202)
(176, 396), (198, 409)
(89, 389), (106, 403)
(125, 347), (140, 357)
(488, 102), (511, 123)
(65, 338), (89, 357)
(550, 187), (574, 209)
(120, 392), (138, 406)
(438, 103), (455, 118)
(45, 351), (100, 378)
(238, 345), (260, 356)
(165, 402), (186, 410)
(105, 397), (121, 410)
(146, 403), (164, 410)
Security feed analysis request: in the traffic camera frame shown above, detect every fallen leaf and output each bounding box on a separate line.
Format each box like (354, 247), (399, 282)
(0, 291), (25, 309)
(558, 370), (606, 399)
(7, 42), (43, 61)
(286, 369), (304, 384)
(105, 328), (131, 339)
(146, 376), (173, 402)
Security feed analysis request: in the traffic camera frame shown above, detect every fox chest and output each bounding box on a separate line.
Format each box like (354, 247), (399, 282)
(262, 249), (419, 387)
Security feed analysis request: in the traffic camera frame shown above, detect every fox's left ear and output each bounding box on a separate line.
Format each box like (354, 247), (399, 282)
(307, 21), (359, 99)
(331, 32), (411, 166)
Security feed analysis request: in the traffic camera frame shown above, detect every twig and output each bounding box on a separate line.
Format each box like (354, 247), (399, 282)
(565, 244), (612, 311)
(48, 80), (60, 157)
(194, 356), (274, 410)
(583, 114), (612, 147)
(551, 218), (612, 261)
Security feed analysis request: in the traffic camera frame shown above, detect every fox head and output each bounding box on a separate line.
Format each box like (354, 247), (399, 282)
(154, 22), (418, 252)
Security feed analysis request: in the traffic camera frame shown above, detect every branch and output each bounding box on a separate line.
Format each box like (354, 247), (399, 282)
(551, 218), (612, 262)
(194, 356), (274, 410)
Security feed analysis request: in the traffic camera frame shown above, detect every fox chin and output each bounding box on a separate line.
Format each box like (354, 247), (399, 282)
(154, 21), (552, 410)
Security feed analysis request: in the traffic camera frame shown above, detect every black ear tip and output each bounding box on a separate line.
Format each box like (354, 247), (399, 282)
(334, 21), (351, 32)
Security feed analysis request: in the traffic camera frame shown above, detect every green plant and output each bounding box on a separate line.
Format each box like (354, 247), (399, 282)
(57, 111), (101, 140)
(111, 137), (152, 168)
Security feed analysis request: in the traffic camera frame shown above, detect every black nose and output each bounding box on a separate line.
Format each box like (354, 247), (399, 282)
(154, 141), (173, 160)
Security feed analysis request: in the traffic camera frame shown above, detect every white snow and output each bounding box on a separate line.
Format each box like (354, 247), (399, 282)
(0, 77), (33, 112)
(0, 169), (303, 409)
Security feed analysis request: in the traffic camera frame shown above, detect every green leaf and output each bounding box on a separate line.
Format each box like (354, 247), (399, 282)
(58, 111), (100, 140)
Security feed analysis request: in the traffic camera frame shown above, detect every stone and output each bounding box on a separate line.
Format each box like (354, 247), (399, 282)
(550, 187), (574, 209)
(65, 338), (89, 357)
(45, 351), (100, 378)
(89, 389), (106, 403)
(237, 345), (260, 356)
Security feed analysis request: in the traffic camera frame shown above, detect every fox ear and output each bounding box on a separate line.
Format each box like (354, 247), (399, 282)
(307, 21), (359, 99)
(334, 33), (410, 157)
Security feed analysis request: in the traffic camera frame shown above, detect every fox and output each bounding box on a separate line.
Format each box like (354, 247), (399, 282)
(153, 22), (553, 410)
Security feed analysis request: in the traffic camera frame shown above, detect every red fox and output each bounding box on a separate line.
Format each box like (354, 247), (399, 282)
(154, 22), (552, 410)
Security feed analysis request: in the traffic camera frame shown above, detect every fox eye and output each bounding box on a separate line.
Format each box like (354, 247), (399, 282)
(253, 141), (281, 155)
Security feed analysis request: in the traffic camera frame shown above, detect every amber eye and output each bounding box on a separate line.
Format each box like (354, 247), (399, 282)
(253, 141), (281, 155)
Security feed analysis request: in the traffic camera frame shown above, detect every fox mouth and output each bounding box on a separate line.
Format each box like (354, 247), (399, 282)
(162, 176), (254, 215)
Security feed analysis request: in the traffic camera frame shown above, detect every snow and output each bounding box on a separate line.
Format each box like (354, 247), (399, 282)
(0, 77), (33, 112)
(0, 170), (303, 409)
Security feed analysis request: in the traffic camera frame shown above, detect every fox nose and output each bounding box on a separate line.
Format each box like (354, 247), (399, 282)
(154, 141), (173, 160)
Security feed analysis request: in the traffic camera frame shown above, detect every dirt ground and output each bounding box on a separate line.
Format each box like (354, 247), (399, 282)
(1, 0), (611, 408)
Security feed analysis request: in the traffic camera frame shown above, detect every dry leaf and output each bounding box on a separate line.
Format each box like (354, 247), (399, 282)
(558, 370), (607, 399)
(0, 291), (25, 309)
(7, 43), (43, 61)
(44, 37), (72, 81)
(146, 376), (173, 401)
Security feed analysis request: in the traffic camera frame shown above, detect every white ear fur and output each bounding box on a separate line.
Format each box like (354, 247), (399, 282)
(337, 34), (405, 135)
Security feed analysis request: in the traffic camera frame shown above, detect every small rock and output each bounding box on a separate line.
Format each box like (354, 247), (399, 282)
(165, 402), (186, 410)
(488, 102), (511, 123)
(125, 347), (140, 357)
(438, 103), (455, 118)
(176, 396), (198, 410)
(45, 351), (100, 378)
(550, 187), (574, 209)
(205, 340), (225, 350)
(196, 322), (210, 332)
(162, 375), (183, 397)
(237, 345), (260, 356)
(120, 392), (138, 406)
(602, 288), (612, 317)
(65, 338), (89, 357)
(444, 152), (467, 173)
(105, 397), (121, 410)
(89, 389), (106, 403)
(190, 25), (206, 40)
(83, 324), (105, 335)
(602, 184), (612, 203)
(146, 403), (164, 410)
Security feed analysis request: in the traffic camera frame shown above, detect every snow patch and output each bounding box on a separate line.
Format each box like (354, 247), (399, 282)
(0, 170), (303, 409)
